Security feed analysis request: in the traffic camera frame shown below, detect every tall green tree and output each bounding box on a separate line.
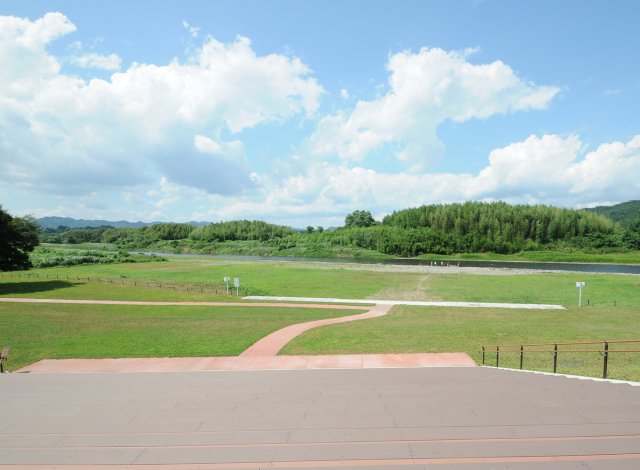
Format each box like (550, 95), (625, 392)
(345, 210), (376, 228)
(0, 206), (39, 271)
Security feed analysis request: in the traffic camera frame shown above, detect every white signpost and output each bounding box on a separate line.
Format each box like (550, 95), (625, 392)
(576, 281), (585, 306)
(224, 276), (230, 295)
(234, 277), (240, 296)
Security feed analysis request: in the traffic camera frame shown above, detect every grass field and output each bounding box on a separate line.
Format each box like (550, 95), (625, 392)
(0, 302), (363, 371)
(425, 272), (640, 307)
(3, 258), (639, 306)
(281, 305), (640, 381)
(0, 258), (413, 300)
(1, 256), (639, 380)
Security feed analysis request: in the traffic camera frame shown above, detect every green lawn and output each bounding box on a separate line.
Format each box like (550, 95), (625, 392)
(2, 257), (640, 380)
(5, 258), (640, 306)
(281, 304), (640, 381)
(425, 273), (640, 307)
(0, 276), (243, 302)
(0, 302), (363, 371)
(0, 258), (413, 300)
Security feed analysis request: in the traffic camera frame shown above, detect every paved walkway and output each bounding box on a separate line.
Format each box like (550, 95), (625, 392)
(1, 296), (566, 310)
(244, 296), (566, 309)
(241, 304), (393, 356)
(2, 367), (639, 468)
(16, 352), (476, 373)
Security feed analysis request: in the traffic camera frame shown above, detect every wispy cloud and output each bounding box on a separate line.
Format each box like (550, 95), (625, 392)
(603, 88), (622, 97)
(182, 20), (200, 38)
(69, 52), (121, 71)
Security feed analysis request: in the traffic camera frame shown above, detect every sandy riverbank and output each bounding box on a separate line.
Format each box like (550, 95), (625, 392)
(257, 259), (573, 275)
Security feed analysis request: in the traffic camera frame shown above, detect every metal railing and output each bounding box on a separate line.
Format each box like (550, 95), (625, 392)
(481, 340), (640, 379)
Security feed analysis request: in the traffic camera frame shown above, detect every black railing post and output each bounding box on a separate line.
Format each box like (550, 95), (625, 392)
(603, 341), (609, 379)
(482, 346), (485, 365)
(496, 346), (500, 368)
(553, 343), (558, 374)
(520, 345), (524, 370)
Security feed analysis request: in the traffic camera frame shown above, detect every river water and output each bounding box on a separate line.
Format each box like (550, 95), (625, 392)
(143, 252), (640, 275)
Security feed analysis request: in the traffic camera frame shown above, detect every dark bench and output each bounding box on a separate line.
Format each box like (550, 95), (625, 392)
(0, 346), (8, 373)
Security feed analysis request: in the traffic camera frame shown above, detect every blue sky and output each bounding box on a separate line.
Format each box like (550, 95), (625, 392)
(1, 0), (639, 227)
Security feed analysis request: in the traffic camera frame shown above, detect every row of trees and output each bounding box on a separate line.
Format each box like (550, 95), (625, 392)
(383, 202), (615, 242)
(4, 202), (640, 271)
(371, 202), (620, 255)
(100, 220), (295, 248)
(41, 225), (112, 244)
(94, 203), (633, 257)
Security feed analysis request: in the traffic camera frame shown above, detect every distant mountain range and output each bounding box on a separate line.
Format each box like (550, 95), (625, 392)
(35, 200), (640, 230)
(36, 216), (209, 229)
(584, 200), (640, 225)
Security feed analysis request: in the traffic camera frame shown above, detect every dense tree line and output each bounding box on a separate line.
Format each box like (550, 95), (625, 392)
(375, 202), (616, 254)
(35, 203), (640, 258)
(40, 225), (113, 244)
(188, 220), (294, 242)
(99, 220), (294, 248)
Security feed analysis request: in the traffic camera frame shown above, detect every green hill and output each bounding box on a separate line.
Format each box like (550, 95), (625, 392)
(584, 201), (640, 225)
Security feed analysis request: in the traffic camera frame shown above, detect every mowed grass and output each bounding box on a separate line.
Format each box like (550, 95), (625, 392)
(4, 258), (640, 307)
(0, 302), (363, 371)
(281, 305), (640, 381)
(2, 257), (640, 380)
(0, 258), (410, 299)
(0, 277), (243, 302)
(425, 272), (640, 307)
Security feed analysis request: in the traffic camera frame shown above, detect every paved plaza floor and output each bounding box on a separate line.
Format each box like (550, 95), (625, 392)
(2, 366), (640, 469)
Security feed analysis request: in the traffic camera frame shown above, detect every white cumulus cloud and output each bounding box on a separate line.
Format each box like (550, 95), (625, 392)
(309, 47), (560, 169)
(0, 13), (323, 197)
(217, 134), (640, 227)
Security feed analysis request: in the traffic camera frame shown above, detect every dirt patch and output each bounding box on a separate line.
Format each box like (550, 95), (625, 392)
(368, 274), (443, 301)
(242, 260), (558, 276)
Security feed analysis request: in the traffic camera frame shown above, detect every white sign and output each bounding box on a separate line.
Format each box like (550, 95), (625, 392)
(224, 277), (230, 283)
(234, 277), (240, 287)
(576, 281), (585, 306)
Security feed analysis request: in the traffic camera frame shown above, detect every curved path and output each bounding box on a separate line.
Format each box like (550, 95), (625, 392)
(240, 303), (393, 356)
(3, 297), (475, 373)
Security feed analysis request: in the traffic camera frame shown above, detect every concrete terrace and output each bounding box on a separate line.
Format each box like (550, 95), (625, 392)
(2, 367), (640, 468)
